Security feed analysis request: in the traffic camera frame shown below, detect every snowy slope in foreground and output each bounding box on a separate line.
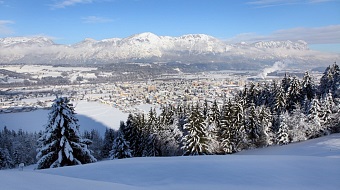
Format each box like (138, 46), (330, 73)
(1, 134), (340, 190)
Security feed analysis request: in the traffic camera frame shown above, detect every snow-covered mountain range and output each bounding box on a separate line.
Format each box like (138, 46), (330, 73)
(0, 32), (338, 67)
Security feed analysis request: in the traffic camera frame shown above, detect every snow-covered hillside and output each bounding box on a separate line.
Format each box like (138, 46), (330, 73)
(0, 33), (338, 66)
(1, 133), (339, 190)
(0, 101), (158, 136)
(0, 101), (128, 136)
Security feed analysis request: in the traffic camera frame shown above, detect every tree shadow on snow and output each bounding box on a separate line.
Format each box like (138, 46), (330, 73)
(76, 114), (111, 137)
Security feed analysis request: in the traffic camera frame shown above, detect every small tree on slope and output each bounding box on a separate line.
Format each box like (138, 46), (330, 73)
(36, 97), (96, 169)
(110, 131), (132, 159)
(276, 113), (289, 145)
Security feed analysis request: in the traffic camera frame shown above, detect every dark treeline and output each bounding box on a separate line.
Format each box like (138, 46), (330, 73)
(0, 127), (40, 169)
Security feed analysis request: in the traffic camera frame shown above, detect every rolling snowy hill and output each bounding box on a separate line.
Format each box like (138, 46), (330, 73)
(1, 133), (339, 190)
(1, 33), (338, 66)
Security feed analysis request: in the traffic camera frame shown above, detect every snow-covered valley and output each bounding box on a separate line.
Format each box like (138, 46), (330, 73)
(1, 133), (339, 190)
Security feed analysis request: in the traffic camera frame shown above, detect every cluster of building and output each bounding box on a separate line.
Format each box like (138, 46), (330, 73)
(0, 72), (249, 114)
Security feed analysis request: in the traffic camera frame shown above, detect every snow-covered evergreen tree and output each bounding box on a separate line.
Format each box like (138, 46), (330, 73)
(0, 127), (39, 169)
(306, 98), (323, 138)
(210, 100), (221, 132)
(0, 148), (14, 169)
(245, 103), (260, 148)
(276, 113), (289, 145)
(286, 106), (308, 142)
(220, 100), (247, 153)
(84, 129), (103, 160)
(246, 82), (258, 106)
(243, 98), (272, 148)
(256, 106), (273, 147)
(220, 100), (235, 154)
(281, 73), (291, 93)
(36, 97), (96, 169)
(101, 128), (116, 159)
(232, 101), (248, 152)
(182, 104), (210, 155)
(301, 71), (315, 101)
(320, 93), (334, 127)
(129, 113), (147, 157)
(286, 77), (302, 111)
(319, 63), (340, 98)
(110, 131), (132, 159)
(136, 111), (157, 157)
(157, 108), (183, 156)
(267, 81), (278, 112)
(122, 114), (141, 157)
(256, 82), (270, 106)
(206, 100), (221, 154)
(273, 85), (286, 114)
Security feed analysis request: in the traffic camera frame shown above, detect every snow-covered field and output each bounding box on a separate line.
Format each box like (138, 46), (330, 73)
(1, 133), (339, 190)
(0, 101), (159, 136)
(0, 101), (129, 136)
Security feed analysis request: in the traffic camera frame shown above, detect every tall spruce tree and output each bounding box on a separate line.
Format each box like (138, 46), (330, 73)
(85, 129), (103, 160)
(182, 104), (210, 155)
(122, 114), (140, 157)
(276, 113), (289, 145)
(36, 97), (96, 169)
(319, 63), (340, 98)
(301, 71), (315, 101)
(286, 105), (308, 142)
(207, 100), (221, 154)
(257, 106), (273, 147)
(0, 148), (14, 169)
(306, 98), (323, 138)
(157, 108), (183, 156)
(245, 103), (261, 148)
(141, 110), (158, 157)
(101, 128), (116, 159)
(286, 77), (302, 111)
(281, 73), (291, 93)
(274, 85), (286, 114)
(220, 100), (247, 153)
(220, 100), (235, 154)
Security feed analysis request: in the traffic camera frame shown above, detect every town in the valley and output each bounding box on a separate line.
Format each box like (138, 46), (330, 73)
(0, 63), (322, 114)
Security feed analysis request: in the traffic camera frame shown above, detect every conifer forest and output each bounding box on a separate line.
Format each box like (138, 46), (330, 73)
(0, 63), (339, 169)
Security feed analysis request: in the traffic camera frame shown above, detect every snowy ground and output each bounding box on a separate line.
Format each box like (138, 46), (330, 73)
(0, 101), (159, 136)
(1, 133), (339, 190)
(0, 101), (128, 136)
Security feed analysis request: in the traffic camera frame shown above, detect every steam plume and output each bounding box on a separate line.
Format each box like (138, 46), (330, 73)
(259, 61), (286, 79)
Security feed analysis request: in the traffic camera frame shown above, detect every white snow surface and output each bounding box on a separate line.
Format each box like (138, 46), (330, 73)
(0, 101), (129, 136)
(1, 133), (339, 190)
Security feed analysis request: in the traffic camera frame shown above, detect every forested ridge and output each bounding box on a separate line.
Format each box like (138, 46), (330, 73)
(1, 63), (339, 169)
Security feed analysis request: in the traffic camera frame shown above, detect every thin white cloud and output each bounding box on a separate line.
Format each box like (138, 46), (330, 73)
(0, 20), (15, 35)
(227, 25), (340, 44)
(247, 0), (336, 7)
(52, 0), (93, 9)
(82, 16), (114, 23)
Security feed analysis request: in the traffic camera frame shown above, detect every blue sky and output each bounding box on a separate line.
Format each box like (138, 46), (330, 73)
(0, 0), (339, 52)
